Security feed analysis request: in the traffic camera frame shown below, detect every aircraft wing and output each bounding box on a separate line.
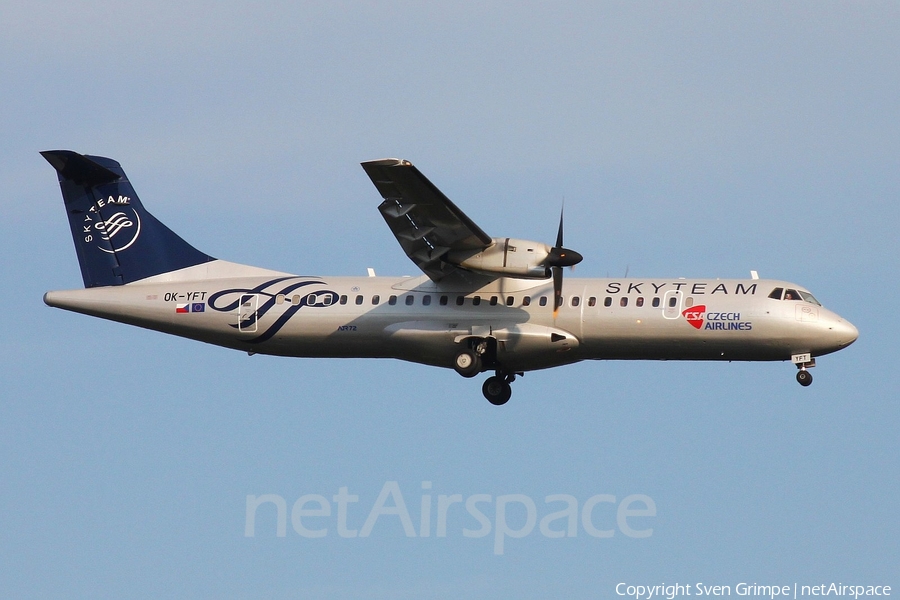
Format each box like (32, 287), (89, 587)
(361, 159), (493, 281)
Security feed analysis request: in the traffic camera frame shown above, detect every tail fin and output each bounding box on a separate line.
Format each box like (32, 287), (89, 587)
(42, 150), (214, 287)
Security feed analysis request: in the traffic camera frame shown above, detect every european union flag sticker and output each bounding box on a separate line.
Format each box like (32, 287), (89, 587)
(192, 303), (205, 313)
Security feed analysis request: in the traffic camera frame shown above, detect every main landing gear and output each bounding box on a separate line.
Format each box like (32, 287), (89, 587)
(482, 373), (516, 405)
(453, 341), (519, 405)
(453, 349), (481, 378)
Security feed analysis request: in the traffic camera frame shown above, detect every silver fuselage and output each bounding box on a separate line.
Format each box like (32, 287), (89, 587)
(44, 260), (858, 373)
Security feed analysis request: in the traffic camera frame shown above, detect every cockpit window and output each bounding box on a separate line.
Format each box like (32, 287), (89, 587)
(798, 290), (821, 306)
(769, 286), (822, 305)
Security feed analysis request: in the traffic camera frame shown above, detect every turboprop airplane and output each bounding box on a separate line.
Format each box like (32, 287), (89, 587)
(42, 151), (858, 405)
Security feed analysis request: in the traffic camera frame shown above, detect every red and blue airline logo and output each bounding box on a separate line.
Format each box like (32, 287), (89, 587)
(682, 306), (753, 331)
(682, 305), (706, 329)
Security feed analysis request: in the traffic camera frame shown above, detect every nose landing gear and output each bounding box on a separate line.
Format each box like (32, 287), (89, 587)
(792, 353), (815, 387)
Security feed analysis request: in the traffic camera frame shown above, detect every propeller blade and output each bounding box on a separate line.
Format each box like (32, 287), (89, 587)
(546, 203), (582, 268)
(548, 202), (581, 318)
(552, 266), (563, 317)
(556, 206), (565, 248)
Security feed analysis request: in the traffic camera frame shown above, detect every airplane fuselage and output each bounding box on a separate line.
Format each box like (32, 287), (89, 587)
(45, 262), (858, 374)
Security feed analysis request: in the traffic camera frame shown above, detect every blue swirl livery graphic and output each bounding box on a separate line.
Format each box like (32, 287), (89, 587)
(207, 277), (338, 343)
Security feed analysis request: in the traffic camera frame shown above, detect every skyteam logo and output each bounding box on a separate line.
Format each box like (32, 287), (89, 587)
(94, 210), (141, 254)
(96, 212), (134, 240)
(82, 195), (142, 254)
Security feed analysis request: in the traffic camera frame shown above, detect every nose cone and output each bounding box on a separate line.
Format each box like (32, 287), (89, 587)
(833, 318), (859, 347)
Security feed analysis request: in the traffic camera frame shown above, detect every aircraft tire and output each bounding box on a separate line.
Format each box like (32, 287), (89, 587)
(796, 370), (813, 386)
(483, 376), (512, 405)
(454, 350), (481, 378)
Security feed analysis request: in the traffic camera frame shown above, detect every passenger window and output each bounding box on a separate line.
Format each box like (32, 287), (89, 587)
(388, 295), (397, 305)
(539, 296), (548, 307)
(339, 295), (348, 305)
(652, 297), (660, 308)
(588, 297), (596, 307)
(506, 296), (514, 306)
(292, 295), (301, 305)
(405, 295), (415, 306)
(784, 289), (800, 301)
(440, 295), (448, 306)
(456, 296), (465, 306)
(604, 297), (612, 307)
(571, 297), (580, 307)
(522, 296), (531, 307)
(620, 297), (628, 307)
(636, 297), (644, 307)
(768, 287), (784, 300)
(685, 297), (693, 308)
(422, 295), (431, 306)
(490, 296), (498, 306)
(372, 295), (380, 305)
(355, 295), (364, 305)
(668, 296), (677, 308)
(472, 296), (481, 306)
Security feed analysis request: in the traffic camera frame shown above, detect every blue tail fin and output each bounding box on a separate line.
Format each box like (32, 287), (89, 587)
(42, 150), (214, 287)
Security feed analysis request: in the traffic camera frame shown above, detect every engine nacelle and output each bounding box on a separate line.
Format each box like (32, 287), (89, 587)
(447, 237), (551, 279)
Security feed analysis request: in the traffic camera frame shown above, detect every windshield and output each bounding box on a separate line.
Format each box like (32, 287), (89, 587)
(798, 290), (821, 306)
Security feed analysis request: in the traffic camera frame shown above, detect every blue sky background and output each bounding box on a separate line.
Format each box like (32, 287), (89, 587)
(1, 2), (898, 598)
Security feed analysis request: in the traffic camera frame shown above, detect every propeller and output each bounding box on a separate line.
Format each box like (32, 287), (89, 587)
(544, 206), (583, 317)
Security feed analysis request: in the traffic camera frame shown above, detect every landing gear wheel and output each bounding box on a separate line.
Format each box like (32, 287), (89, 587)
(482, 376), (512, 406)
(796, 369), (813, 387)
(454, 350), (481, 378)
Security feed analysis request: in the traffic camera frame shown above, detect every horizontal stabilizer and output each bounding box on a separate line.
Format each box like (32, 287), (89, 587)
(41, 150), (121, 188)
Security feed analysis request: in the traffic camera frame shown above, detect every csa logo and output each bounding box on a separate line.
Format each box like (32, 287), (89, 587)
(682, 306), (753, 331)
(682, 305), (706, 329)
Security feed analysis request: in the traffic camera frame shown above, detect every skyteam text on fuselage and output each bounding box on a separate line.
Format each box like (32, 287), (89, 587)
(41, 151), (858, 405)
